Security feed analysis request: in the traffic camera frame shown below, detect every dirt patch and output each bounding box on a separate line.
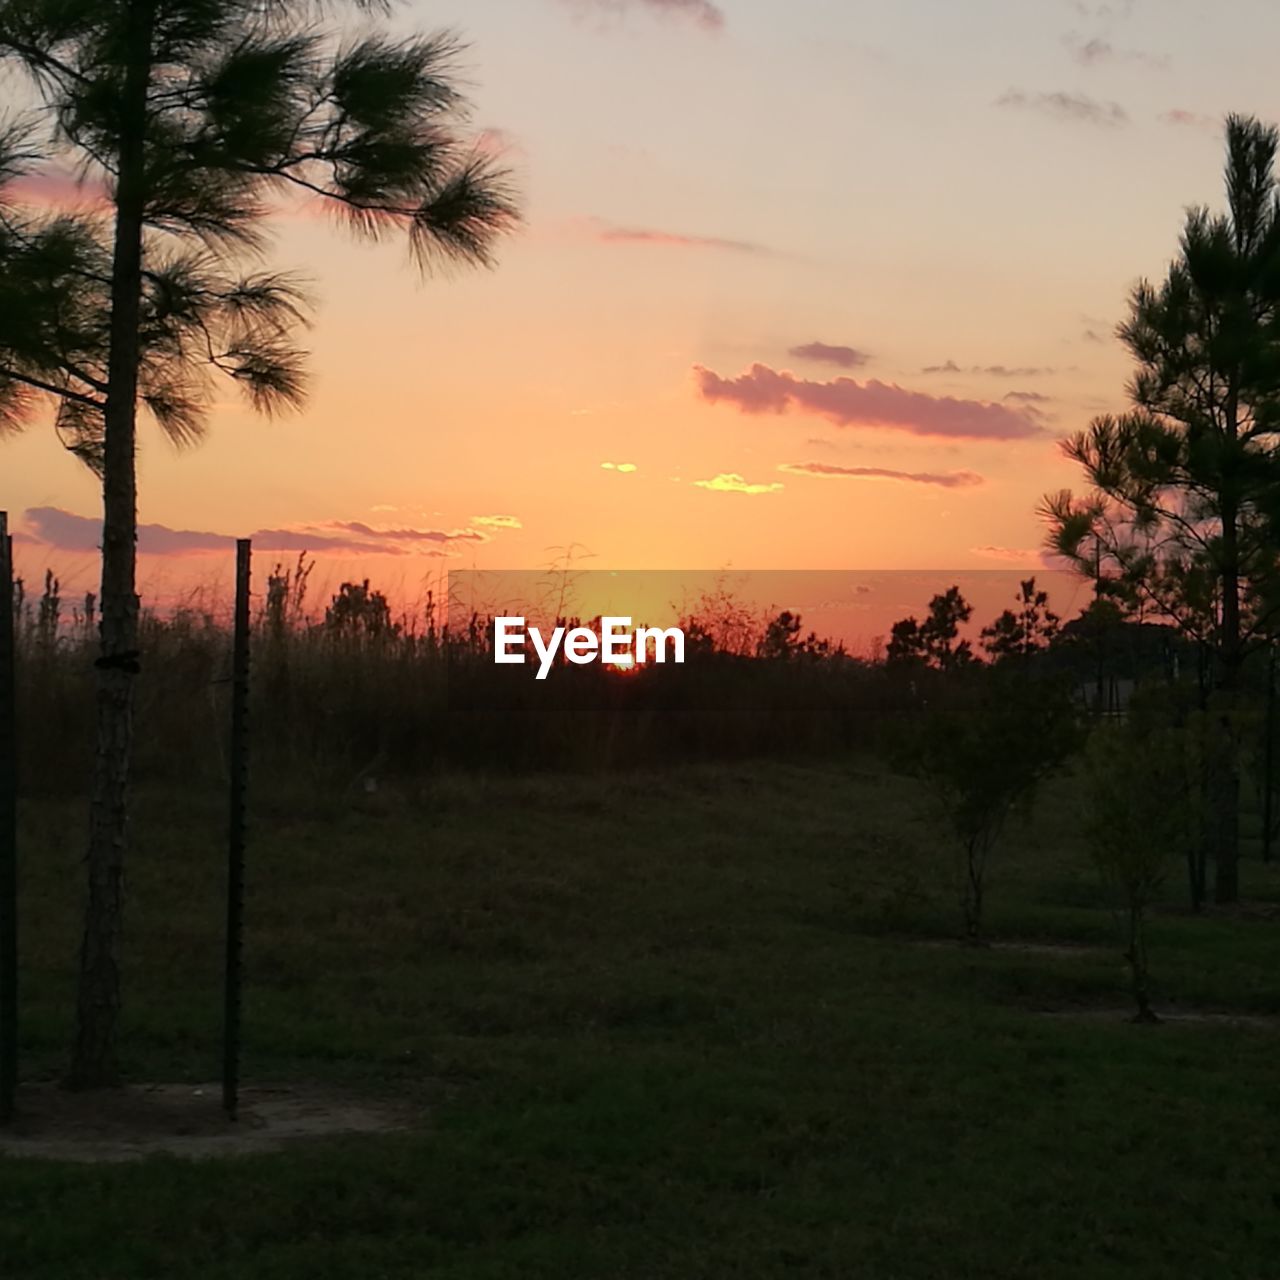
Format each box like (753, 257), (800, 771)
(1158, 900), (1280, 923)
(909, 937), (1106, 959)
(0, 1082), (419, 1163)
(1036, 1007), (1280, 1030)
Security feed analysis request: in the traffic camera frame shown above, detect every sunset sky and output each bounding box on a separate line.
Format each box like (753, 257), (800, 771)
(8, 0), (1279, 621)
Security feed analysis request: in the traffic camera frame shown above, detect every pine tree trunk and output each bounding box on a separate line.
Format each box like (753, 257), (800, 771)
(65, 0), (153, 1091)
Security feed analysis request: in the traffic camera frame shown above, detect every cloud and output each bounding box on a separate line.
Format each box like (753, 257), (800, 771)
(1067, 35), (1111, 63)
(562, 0), (725, 30)
(641, 0), (723, 25)
(601, 461), (638, 472)
(25, 507), (242, 556)
(778, 462), (984, 488)
(996, 89), (1128, 128)
(1003, 390), (1052, 403)
(471, 514), (523, 530)
(1064, 34), (1167, 69)
(693, 472), (784, 495)
(327, 521), (486, 545)
(585, 219), (770, 255)
(1161, 108), (1218, 131)
(971, 544), (1056, 566)
(694, 364), (1043, 441)
(921, 361), (1056, 377)
(787, 341), (870, 370)
(8, 169), (109, 211)
(24, 508), (479, 558)
(259, 527), (427, 554)
(1067, 1), (1135, 16)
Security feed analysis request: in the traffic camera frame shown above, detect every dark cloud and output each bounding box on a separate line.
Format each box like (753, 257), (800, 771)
(230, 528), (364, 553)
(24, 508), (483, 558)
(779, 462), (985, 488)
(329, 521), (486, 545)
(997, 89), (1128, 128)
(694, 364), (1043, 440)
(1003, 390), (1052, 403)
(27, 507), (237, 556)
(787, 341), (870, 370)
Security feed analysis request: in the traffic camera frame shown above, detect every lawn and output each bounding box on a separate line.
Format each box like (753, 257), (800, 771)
(3, 759), (1279, 1278)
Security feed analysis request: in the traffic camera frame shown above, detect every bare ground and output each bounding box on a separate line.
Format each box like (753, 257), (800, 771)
(909, 937), (1108, 958)
(1035, 1007), (1280, 1029)
(0, 1082), (419, 1163)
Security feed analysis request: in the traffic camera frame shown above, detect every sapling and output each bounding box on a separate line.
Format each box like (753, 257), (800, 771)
(904, 671), (1079, 941)
(1082, 721), (1198, 1022)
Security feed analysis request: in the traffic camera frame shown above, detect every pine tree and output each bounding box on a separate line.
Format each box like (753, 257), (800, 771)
(1043, 115), (1280, 904)
(0, 0), (519, 1085)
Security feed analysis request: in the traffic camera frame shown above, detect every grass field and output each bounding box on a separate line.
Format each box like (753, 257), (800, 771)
(3, 759), (1280, 1278)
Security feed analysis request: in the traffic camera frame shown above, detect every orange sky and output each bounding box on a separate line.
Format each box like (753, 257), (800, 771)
(8, 0), (1277, 628)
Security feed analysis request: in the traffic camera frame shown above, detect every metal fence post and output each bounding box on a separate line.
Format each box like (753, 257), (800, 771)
(0, 513), (18, 1125)
(1264, 645), (1276, 864)
(223, 539), (251, 1120)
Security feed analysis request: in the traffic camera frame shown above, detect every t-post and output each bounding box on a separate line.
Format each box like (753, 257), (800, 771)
(223, 539), (251, 1120)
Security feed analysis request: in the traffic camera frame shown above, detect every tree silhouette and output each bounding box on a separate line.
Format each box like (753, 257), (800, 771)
(0, 0), (519, 1086)
(886, 586), (976, 671)
(0, 123), (113, 467)
(1042, 114), (1280, 904)
(0, 126), (311, 468)
(980, 577), (1059, 663)
(757, 609), (802, 659)
(756, 610), (838, 660)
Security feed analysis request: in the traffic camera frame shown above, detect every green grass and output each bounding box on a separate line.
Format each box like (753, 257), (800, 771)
(4, 759), (1280, 1278)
